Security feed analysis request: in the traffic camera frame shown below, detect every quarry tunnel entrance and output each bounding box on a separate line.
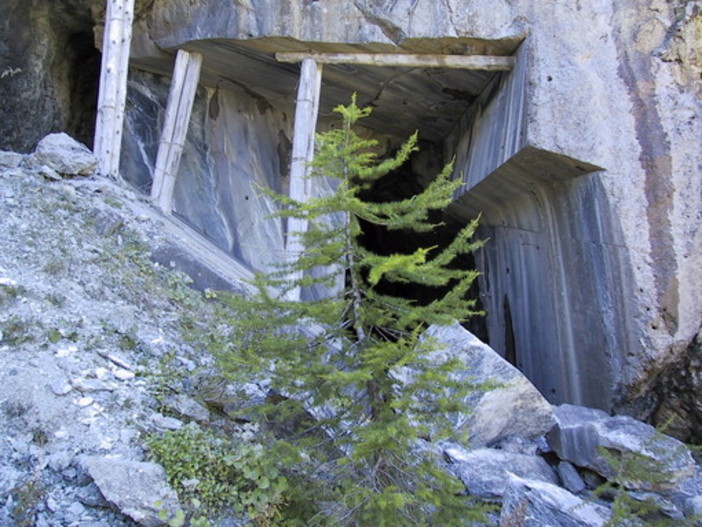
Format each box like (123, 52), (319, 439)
(122, 36), (525, 371)
(119, 35), (613, 409)
(0, 0), (100, 152)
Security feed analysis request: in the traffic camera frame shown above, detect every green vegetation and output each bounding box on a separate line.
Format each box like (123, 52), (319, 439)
(0, 282), (26, 306)
(215, 97), (486, 525)
(593, 436), (701, 526)
(146, 423), (293, 526)
(10, 478), (44, 527)
(0, 315), (37, 346)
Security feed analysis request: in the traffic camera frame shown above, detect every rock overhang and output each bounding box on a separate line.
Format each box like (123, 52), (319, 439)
(130, 35), (524, 143)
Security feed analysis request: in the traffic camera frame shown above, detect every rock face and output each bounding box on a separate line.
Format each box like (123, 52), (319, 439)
(423, 323), (555, 447)
(649, 329), (702, 443)
(0, 0), (102, 152)
(120, 69), (288, 273)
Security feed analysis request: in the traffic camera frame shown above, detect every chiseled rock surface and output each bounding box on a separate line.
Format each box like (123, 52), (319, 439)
(444, 444), (557, 499)
(79, 456), (182, 526)
(547, 404), (696, 491)
(29, 133), (97, 177)
(500, 474), (612, 527)
(423, 322), (555, 447)
(120, 70), (287, 274)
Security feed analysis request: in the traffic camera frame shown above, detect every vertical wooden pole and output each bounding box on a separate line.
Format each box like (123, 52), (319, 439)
(94, 0), (135, 178)
(151, 50), (203, 213)
(285, 58), (323, 300)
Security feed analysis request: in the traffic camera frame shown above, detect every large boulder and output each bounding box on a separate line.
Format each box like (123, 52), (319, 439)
(443, 444), (557, 499)
(30, 133), (97, 176)
(79, 456), (182, 526)
(547, 404), (696, 491)
(500, 474), (612, 527)
(417, 323), (555, 447)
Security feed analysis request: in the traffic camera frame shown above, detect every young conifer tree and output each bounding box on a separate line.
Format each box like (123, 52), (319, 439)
(218, 96), (486, 525)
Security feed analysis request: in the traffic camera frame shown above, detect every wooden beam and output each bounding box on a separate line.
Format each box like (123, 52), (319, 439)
(276, 52), (514, 71)
(94, 0), (136, 178)
(151, 49), (203, 213)
(285, 58), (323, 300)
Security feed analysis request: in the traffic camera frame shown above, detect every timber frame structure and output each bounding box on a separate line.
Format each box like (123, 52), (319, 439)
(92, 0), (514, 300)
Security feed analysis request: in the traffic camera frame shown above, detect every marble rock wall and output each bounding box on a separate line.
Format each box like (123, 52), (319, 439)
(121, 70), (289, 273)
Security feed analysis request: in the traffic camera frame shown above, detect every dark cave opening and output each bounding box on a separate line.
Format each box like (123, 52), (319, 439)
(356, 159), (488, 342)
(48, 1), (101, 149)
(64, 30), (100, 149)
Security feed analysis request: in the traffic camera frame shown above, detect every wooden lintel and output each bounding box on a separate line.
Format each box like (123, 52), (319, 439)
(276, 52), (514, 71)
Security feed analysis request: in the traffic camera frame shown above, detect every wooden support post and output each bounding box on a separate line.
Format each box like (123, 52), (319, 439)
(285, 58), (323, 300)
(94, 0), (136, 178)
(276, 52), (515, 71)
(151, 49), (203, 213)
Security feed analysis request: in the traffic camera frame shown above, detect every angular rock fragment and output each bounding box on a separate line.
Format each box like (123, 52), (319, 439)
(79, 456), (182, 526)
(70, 377), (115, 393)
(415, 323), (556, 446)
(49, 378), (73, 396)
(500, 474), (612, 527)
(164, 393), (210, 423)
(444, 444), (557, 499)
(31, 133), (97, 176)
(557, 461), (586, 494)
(547, 404), (695, 491)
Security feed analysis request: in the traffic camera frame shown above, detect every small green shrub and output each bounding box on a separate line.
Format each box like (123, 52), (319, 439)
(146, 423), (292, 525)
(10, 479), (44, 527)
(0, 283), (26, 306)
(593, 434), (701, 526)
(43, 257), (68, 276)
(45, 292), (66, 307)
(47, 328), (62, 343)
(0, 316), (36, 345)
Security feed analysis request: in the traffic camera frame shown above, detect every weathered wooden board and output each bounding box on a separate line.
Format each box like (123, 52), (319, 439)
(285, 58), (323, 300)
(151, 49), (203, 212)
(94, 0), (135, 178)
(276, 52), (515, 71)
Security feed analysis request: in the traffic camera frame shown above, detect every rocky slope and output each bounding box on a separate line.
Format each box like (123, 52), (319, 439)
(0, 141), (229, 526)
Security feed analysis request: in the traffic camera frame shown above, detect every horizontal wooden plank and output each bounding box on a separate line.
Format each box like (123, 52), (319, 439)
(276, 52), (514, 71)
